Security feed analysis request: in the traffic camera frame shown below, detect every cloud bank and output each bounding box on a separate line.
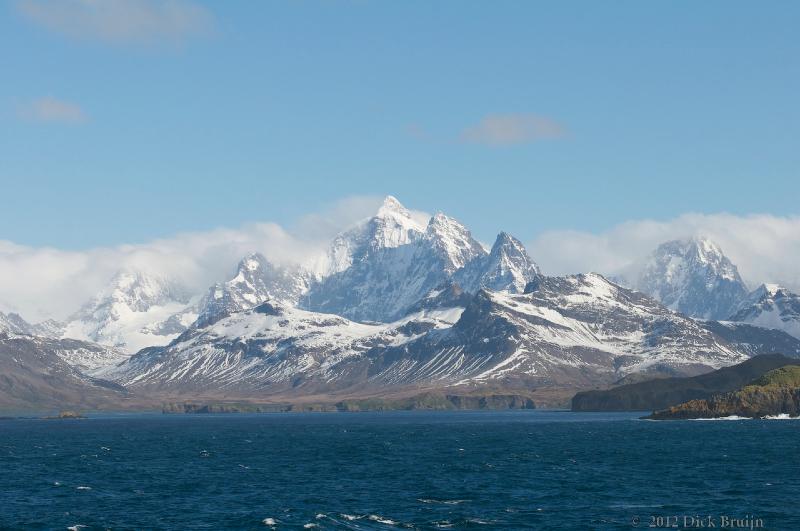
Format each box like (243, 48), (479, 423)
(17, 0), (213, 44)
(528, 213), (800, 292)
(2, 197), (798, 324)
(0, 196), (393, 322)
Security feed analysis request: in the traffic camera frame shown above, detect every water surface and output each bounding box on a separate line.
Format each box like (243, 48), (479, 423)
(1, 410), (797, 529)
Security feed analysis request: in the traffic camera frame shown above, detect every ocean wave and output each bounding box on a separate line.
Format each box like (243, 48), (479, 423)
(417, 498), (468, 505)
(368, 514), (398, 525)
(432, 518), (491, 527)
(688, 415), (751, 421)
(688, 414), (800, 421)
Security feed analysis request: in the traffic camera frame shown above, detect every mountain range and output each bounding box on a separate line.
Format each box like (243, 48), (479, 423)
(2, 196), (800, 411)
(625, 237), (800, 339)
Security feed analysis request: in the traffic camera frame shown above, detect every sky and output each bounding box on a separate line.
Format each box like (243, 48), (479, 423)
(1, 1), (799, 320)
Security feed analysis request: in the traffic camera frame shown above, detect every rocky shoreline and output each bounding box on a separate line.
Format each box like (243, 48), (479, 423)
(162, 392), (537, 414)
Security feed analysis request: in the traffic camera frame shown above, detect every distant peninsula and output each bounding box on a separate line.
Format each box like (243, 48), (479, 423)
(647, 365), (800, 420)
(571, 354), (797, 412)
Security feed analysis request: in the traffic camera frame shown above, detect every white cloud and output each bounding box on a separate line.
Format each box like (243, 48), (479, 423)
(4, 198), (799, 324)
(460, 113), (566, 146)
(528, 213), (800, 292)
(19, 96), (87, 123)
(17, 0), (213, 44)
(0, 196), (397, 322)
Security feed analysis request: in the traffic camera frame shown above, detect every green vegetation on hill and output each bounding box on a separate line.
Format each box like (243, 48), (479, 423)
(571, 354), (797, 412)
(648, 365), (800, 420)
(748, 365), (800, 388)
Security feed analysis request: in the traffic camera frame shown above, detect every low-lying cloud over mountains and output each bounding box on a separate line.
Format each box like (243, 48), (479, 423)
(1, 196), (799, 323)
(0, 196), (416, 321)
(530, 212), (800, 292)
(3, 195), (800, 411)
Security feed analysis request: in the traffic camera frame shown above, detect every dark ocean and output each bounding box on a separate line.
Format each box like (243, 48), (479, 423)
(1, 411), (797, 530)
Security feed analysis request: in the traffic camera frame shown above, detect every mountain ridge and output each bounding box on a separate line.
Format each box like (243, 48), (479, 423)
(3, 197), (800, 411)
(106, 272), (800, 405)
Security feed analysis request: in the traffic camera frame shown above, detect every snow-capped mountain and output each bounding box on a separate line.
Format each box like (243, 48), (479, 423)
(455, 232), (540, 293)
(195, 252), (311, 327)
(728, 284), (800, 339)
(108, 273), (799, 398)
(26, 318), (64, 338)
(0, 310), (125, 374)
(0, 311), (60, 338)
(7, 195), (800, 410)
(0, 311), (62, 339)
(362, 273), (759, 389)
(0, 311), (33, 335)
(700, 320), (800, 359)
(631, 237), (749, 320)
(320, 195), (427, 276)
(61, 270), (199, 354)
(303, 199), (488, 322)
(108, 298), (465, 394)
(424, 212), (487, 273)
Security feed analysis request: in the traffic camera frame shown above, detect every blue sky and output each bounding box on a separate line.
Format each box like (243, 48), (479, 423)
(1, 0), (799, 249)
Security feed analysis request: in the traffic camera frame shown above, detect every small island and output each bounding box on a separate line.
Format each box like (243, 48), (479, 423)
(647, 365), (800, 420)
